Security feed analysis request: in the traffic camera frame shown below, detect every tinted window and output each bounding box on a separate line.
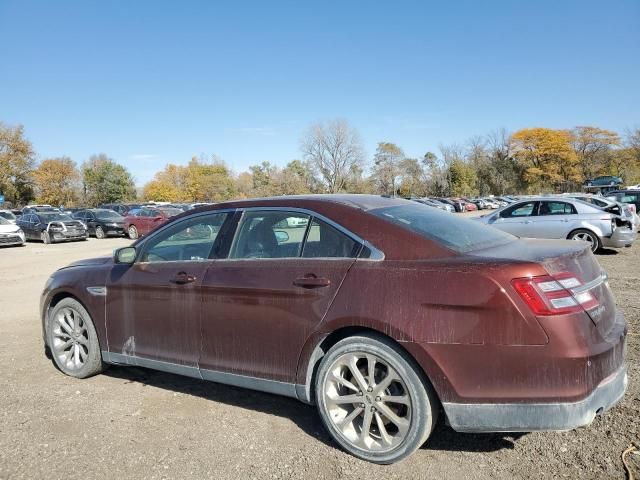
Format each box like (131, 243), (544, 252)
(230, 211), (310, 259)
(501, 202), (537, 218)
(141, 213), (229, 263)
(95, 210), (123, 220)
(371, 204), (515, 253)
(539, 201), (576, 215)
(302, 219), (359, 258)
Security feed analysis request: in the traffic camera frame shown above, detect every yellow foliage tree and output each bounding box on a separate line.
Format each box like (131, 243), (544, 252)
(572, 126), (620, 180)
(511, 128), (579, 192)
(33, 156), (81, 206)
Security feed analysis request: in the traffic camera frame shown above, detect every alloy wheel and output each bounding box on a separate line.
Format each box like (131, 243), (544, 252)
(571, 231), (597, 251)
(323, 352), (412, 453)
(128, 225), (138, 239)
(51, 307), (90, 371)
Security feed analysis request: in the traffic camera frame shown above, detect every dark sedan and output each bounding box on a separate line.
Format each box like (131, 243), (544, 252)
(72, 209), (126, 238)
(17, 212), (87, 243)
(41, 195), (627, 463)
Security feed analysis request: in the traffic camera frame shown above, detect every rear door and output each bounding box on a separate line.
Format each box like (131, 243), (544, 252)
(534, 201), (578, 238)
(199, 209), (360, 383)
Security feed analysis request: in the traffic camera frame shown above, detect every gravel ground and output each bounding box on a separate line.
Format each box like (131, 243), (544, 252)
(0, 230), (638, 480)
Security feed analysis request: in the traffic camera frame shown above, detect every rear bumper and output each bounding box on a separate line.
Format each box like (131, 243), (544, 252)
(51, 231), (87, 241)
(602, 228), (636, 248)
(444, 364), (628, 432)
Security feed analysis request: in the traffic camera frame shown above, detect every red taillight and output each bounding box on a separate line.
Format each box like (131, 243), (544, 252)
(512, 272), (598, 316)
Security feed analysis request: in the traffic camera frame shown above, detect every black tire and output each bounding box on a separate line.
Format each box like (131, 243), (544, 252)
(46, 297), (105, 379)
(568, 228), (601, 253)
(41, 231), (51, 244)
(95, 226), (105, 239)
(315, 334), (438, 464)
(128, 225), (138, 239)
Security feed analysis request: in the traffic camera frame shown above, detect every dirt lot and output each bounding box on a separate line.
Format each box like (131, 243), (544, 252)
(0, 231), (638, 480)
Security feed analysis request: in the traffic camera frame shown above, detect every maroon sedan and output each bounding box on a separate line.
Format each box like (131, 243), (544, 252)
(41, 195), (627, 464)
(123, 206), (182, 239)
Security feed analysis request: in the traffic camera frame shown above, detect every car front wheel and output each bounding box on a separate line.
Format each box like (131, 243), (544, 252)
(95, 226), (105, 239)
(315, 334), (438, 464)
(41, 231), (51, 244)
(47, 297), (104, 378)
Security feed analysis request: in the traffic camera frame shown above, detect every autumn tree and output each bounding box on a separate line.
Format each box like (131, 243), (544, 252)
(510, 128), (579, 192)
(33, 157), (81, 206)
(0, 122), (35, 204)
(371, 142), (404, 196)
(448, 159), (477, 196)
(82, 154), (137, 206)
(300, 119), (365, 193)
(572, 126), (620, 180)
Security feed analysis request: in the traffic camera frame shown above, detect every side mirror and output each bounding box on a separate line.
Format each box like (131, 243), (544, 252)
(153, 216), (163, 221)
(274, 230), (289, 244)
(114, 246), (137, 264)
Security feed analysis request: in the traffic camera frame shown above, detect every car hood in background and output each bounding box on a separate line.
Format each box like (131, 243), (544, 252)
(0, 224), (21, 234)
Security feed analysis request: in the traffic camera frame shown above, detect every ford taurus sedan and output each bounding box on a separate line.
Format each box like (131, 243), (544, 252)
(40, 195), (627, 463)
(476, 197), (636, 252)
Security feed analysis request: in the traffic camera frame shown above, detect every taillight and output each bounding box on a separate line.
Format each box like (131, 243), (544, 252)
(512, 272), (598, 316)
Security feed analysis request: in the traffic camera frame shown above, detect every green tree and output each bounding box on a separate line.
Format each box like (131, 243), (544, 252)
(82, 154), (136, 206)
(448, 159), (477, 196)
(371, 142), (404, 196)
(572, 126), (620, 180)
(33, 157), (81, 206)
(0, 122), (35, 204)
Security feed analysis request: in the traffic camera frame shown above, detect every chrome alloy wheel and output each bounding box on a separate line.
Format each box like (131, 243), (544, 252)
(323, 352), (412, 452)
(51, 307), (89, 371)
(571, 231), (596, 250)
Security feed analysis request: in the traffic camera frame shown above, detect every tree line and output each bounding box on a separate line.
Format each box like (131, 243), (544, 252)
(1, 120), (639, 207)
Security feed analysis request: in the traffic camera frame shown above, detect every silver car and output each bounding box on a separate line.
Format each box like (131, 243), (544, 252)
(567, 194), (639, 232)
(475, 197), (636, 252)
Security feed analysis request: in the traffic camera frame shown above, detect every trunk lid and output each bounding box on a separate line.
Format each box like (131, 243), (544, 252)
(471, 238), (617, 337)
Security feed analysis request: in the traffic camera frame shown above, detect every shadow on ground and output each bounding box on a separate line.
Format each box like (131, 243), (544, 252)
(103, 365), (526, 454)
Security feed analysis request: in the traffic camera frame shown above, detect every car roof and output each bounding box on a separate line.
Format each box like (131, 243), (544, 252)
(208, 194), (410, 212)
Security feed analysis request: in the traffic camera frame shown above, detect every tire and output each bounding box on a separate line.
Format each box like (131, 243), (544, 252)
(568, 229), (601, 253)
(315, 334), (438, 464)
(128, 225), (138, 239)
(95, 226), (105, 239)
(46, 297), (105, 379)
(41, 231), (51, 244)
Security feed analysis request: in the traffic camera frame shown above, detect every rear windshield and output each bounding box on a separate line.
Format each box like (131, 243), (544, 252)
(39, 213), (73, 222)
(371, 204), (516, 253)
(158, 207), (182, 217)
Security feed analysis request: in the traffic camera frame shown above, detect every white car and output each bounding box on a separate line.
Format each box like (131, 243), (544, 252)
(0, 209), (17, 224)
(0, 217), (26, 246)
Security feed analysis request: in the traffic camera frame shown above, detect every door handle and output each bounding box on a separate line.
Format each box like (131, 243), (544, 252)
(293, 275), (331, 288)
(171, 271), (197, 285)
(524, 220), (532, 224)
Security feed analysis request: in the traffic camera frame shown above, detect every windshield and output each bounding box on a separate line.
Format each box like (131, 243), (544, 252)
(371, 204), (516, 253)
(39, 213), (73, 222)
(0, 211), (16, 220)
(0, 217), (11, 225)
(95, 209), (123, 220)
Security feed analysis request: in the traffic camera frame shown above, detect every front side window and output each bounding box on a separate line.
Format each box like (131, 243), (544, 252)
(230, 211), (310, 259)
(501, 202), (537, 218)
(140, 212), (229, 263)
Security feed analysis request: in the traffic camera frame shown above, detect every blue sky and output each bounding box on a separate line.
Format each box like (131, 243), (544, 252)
(1, 0), (638, 185)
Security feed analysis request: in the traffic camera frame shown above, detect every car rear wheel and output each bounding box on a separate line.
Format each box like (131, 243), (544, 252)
(95, 226), (105, 239)
(569, 229), (601, 253)
(41, 231), (51, 244)
(47, 297), (104, 378)
(128, 225), (138, 239)
(315, 334), (438, 464)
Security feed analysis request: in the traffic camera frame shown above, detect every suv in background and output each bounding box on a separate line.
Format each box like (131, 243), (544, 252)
(584, 176), (623, 187)
(606, 190), (640, 214)
(98, 203), (143, 216)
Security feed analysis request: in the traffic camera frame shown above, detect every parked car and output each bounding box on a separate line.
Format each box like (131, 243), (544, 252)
(41, 195), (627, 464)
(453, 198), (478, 212)
(567, 194), (639, 232)
(605, 190), (640, 215)
(123, 206), (183, 239)
(411, 198), (452, 212)
(425, 198), (455, 212)
(0, 216), (25, 246)
(0, 209), (18, 223)
(584, 176), (623, 187)
(17, 212), (87, 243)
(494, 196), (517, 204)
(22, 204), (58, 214)
(72, 209), (126, 238)
(98, 203), (143, 216)
(476, 197), (636, 252)
(435, 198), (464, 212)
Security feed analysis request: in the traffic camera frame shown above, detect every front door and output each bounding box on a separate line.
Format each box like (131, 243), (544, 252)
(491, 201), (539, 237)
(199, 210), (359, 383)
(106, 211), (232, 369)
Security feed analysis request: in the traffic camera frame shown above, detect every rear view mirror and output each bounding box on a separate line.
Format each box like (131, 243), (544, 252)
(114, 246), (137, 264)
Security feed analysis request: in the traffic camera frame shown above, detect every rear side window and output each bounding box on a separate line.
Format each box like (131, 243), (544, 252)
(302, 219), (359, 258)
(539, 201), (577, 215)
(371, 204), (515, 253)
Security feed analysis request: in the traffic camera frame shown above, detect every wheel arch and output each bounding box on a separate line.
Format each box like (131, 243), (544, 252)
(295, 325), (444, 408)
